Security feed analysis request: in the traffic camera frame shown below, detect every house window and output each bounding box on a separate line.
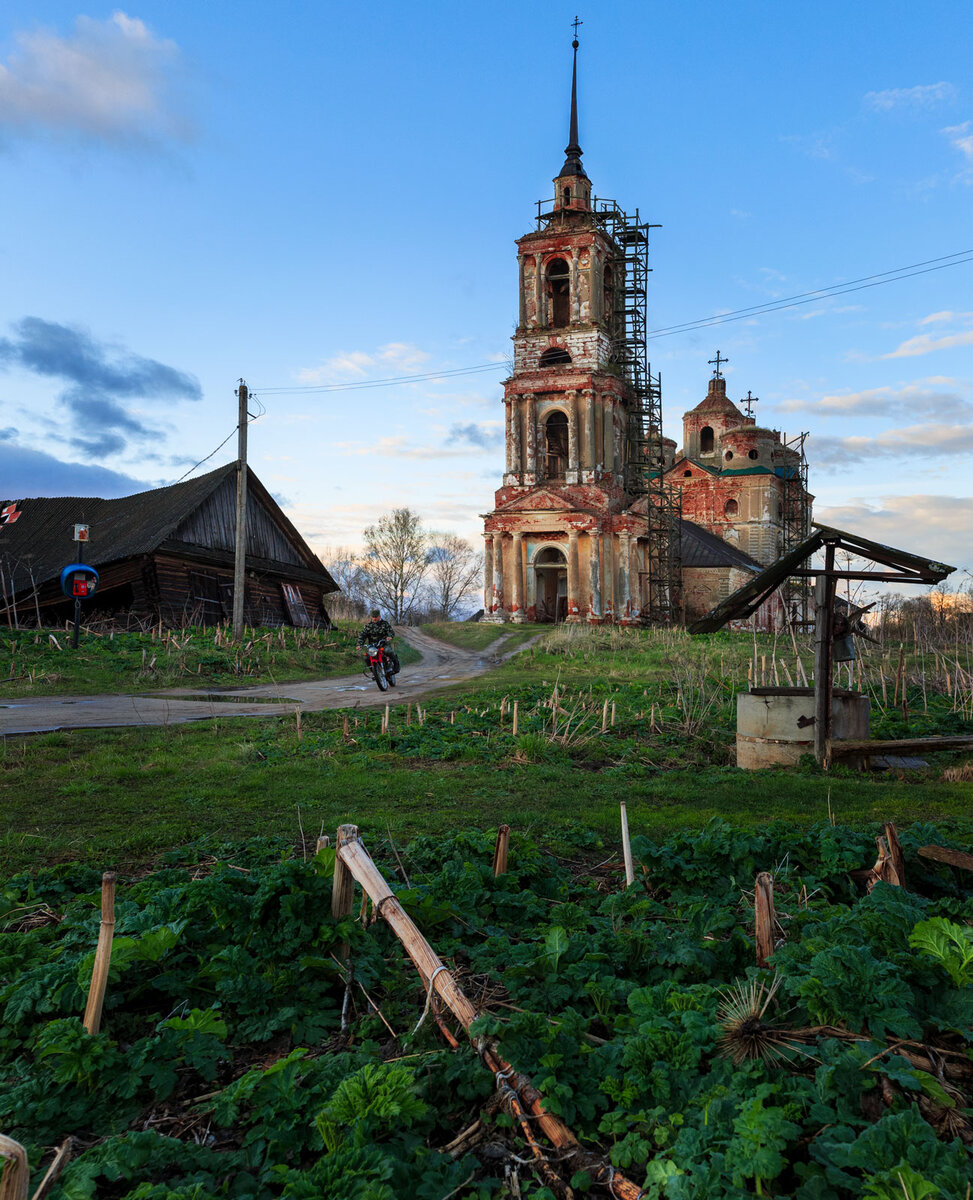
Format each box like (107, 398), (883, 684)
(539, 346), (572, 367)
(546, 258), (570, 327)
(188, 572), (228, 622)
(544, 411), (569, 478)
(724, 499), (739, 517)
(700, 426), (714, 454)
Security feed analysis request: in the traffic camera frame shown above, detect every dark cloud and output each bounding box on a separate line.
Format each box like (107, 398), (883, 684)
(0, 437), (150, 499)
(0, 316), (201, 458)
(446, 422), (504, 450)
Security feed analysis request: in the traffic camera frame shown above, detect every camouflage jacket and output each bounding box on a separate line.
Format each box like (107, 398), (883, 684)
(357, 618), (395, 647)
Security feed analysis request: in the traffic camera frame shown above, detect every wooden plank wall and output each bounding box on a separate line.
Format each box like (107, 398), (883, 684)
(171, 478), (305, 566)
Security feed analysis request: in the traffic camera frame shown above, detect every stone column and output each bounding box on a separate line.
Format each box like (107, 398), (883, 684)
(604, 401), (615, 477)
(510, 396), (523, 478)
(535, 255), (545, 327)
(525, 399), (538, 484)
(618, 531), (632, 621)
(511, 532), (525, 622)
(567, 530), (581, 622)
(631, 538), (643, 620)
(483, 535), (494, 613)
(492, 534), (504, 618)
(566, 390), (579, 483)
(504, 400), (513, 476)
(518, 256), (526, 327)
(603, 535), (615, 623)
(525, 545), (536, 617)
(583, 389), (595, 480)
(588, 530), (602, 622)
(590, 248), (600, 322)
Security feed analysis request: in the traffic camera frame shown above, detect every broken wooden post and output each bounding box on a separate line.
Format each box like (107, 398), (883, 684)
(492, 824), (510, 877)
(754, 871), (776, 968)
(82, 873), (116, 1035)
(619, 800), (635, 887)
(0, 1135), (28, 1200)
(331, 824), (358, 958)
(28, 1137), (73, 1200)
(316, 834), (330, 853)
(884, 821), (906, 888)
(918, 843), (973, 873)
(333, 830), (645, 1199)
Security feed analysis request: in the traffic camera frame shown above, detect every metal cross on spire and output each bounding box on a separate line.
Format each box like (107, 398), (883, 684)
(742, 390), (758, 419)
(571, 15), (583, 46)
(708, 350), (728, 379)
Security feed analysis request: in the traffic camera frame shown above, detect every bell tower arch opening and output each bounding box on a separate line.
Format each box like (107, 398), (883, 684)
(534, 545), (568, 623)
(546, 258), (570, 327)
(544, 410), (569, 478)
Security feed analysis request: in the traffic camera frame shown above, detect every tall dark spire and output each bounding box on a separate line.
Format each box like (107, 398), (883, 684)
(559, 30), (587, 179)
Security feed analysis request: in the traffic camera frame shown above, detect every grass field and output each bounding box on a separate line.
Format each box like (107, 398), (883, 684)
(0, 620), (420, 696)
(419, 621), (544, 652)
(3, 625), (971, 874)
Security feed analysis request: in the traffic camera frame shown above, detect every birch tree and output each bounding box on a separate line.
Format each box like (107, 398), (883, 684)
(362, 508), (429, 623)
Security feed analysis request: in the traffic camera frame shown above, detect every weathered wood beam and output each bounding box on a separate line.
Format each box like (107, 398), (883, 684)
(828, 734), (973, 757)
(917, 844), (973, 873)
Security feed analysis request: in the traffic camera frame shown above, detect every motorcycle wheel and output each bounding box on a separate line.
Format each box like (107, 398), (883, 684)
(372, 662), (389, 691)
(385, 661), (397, 687)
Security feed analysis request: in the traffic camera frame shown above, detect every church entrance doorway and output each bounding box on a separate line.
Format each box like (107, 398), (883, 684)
(534, 546), (567, 623)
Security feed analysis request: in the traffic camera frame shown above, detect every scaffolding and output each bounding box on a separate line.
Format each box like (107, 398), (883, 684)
(779, 431), (811, 626)
(532, 196), (682, 624)
(596, 199), (681, 626)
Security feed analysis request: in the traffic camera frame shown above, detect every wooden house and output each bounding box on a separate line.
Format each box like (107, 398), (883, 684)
(0, 463), (338, 627)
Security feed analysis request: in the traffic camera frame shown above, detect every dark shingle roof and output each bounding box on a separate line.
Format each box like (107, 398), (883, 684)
(0, 464), (334, 592)
(680, 520), (763, 571)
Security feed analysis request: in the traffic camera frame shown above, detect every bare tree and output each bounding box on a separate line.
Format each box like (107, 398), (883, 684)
(362, 508), (429, 623)
(318, 546), (372, 619)
(425, 532), (483, 620)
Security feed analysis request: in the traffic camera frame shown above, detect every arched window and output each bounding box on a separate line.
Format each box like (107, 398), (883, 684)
(535, 546), (567, 565)
(724, 499), (739, 517)
(544, 411), (569, 478)
(700, 426), (714, 454)
(539, 346), (572, 367)
(748, 448), (759, 461)
(683, 469), (692, 478)
(724, 450), (734, 461)
(546, 258), (570, 327)
(563, 186), (571, 205)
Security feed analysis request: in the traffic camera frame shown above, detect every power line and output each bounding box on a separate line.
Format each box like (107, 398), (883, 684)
(171, 405), (263, 485)
(248, 247), (973, 394)
(646, 249), (973, 338)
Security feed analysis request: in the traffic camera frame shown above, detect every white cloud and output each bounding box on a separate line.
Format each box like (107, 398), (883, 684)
(885, 329), (973, 359)
(296, 342), (431, 383)
(779, 380), (971, 420)
(813, 421), (973, 466)
(815, 494), (973, 571)
(864, 82), (957, 111)
(943, 121), (973, 160)
(919, 310), (973, 325)
(0, 11), (190, 144)
(331, 435), (492, 461)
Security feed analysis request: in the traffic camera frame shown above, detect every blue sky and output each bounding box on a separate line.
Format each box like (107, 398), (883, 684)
(1, 1), (972, 579)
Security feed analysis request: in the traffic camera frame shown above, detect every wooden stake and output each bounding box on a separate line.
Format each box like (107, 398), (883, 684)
(492, 824), (510, 876)
(754, 872), (776, 968)
(406, 703), (412, 726)
(295, 709), (302, 741)
(342, 714), (349, 740)
(316, 835), (331, 853)
(0, 1134), (29, 1200)
(511, 700), (518, 736)
(331, 824), (358, 959)
(82, 873), (116, 1035)
(620, 801), (635, 887)
(610, 700), (616, 727)
(601, 698), (609, 733)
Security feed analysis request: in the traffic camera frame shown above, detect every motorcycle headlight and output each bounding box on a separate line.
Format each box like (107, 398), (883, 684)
(366, 644), (379, 655)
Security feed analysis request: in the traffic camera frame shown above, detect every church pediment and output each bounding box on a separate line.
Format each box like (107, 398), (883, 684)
(496, 487), (582, 513)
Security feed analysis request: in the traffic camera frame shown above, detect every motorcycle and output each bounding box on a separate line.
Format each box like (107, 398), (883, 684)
(362, 638), (397, 691)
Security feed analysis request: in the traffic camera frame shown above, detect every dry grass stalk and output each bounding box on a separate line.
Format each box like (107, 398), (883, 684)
(942, 762), (973, 782)
(82, 872), (116, 1035)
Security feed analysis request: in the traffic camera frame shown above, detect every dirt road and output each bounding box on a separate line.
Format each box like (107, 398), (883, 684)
(0, 628), (528, 736)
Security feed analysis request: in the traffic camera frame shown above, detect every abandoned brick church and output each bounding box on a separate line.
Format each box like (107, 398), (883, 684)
(482, 39), (811, 626)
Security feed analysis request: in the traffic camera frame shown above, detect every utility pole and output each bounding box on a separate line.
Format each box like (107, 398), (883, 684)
(233, 379), (249, 639)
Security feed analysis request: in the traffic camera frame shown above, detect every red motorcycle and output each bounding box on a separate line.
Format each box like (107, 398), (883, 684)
(363, 638), (397, 691)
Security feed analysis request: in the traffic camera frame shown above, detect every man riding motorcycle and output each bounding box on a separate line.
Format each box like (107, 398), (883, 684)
(356, 610), (401, 676)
